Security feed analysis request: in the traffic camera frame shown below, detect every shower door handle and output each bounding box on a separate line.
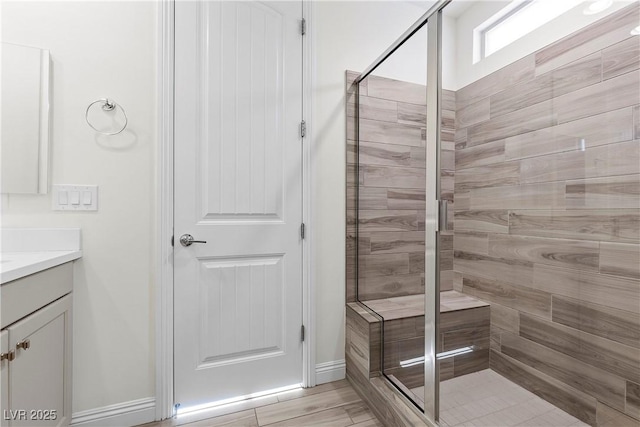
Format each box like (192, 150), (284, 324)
(438, 200), (449, 232)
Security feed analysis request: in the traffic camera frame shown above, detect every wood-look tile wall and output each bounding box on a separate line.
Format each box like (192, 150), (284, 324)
(346, 71), (456, 302)
(454, 4), (640, 425)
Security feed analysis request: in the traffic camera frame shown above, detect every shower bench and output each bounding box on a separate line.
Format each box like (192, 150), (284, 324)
(345, 291), (490, 394)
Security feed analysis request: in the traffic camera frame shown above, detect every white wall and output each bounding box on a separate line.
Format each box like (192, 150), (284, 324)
(1, 0), (157, 414)
(312, 0), (435, 366)
(455, 0), (635, 89)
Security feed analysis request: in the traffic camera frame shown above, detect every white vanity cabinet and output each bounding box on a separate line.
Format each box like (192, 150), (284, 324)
(0, 263), (73, 427)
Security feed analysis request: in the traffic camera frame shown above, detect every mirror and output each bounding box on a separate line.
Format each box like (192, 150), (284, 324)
(1, 42), (51, 194)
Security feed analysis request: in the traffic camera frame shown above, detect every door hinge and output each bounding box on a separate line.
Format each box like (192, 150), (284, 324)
(301, 18), (306, 36)
(171, 235), (174, 247)
(300, 223), (306, 239)
(301, 325), (305, 342)
(300, 120), (306, 138)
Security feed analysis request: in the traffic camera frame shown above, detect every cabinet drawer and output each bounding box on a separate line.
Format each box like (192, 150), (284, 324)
(1, 263), (72, 329)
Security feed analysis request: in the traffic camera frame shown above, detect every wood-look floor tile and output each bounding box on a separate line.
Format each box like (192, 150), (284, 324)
(552, 295), (640, 348)
(351, 419), (383, 427)
(600, 242), (640, 279)
(519, 313), (640, 384)
(276, 380), (350, 403)
(343, 401), (376, 424)
(504, 106), (634, 161)
(487, 234), (599, 271)
(532, 264), (640, 314)
(603, 36), (640, 81)
(263, 406), (354, 426)
(181, 409), (258, 427)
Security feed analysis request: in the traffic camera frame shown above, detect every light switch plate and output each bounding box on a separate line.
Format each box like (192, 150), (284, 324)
(53, 185), (98, 211)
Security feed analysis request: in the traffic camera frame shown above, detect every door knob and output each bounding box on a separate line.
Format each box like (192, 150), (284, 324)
(179, 234), (207, 247)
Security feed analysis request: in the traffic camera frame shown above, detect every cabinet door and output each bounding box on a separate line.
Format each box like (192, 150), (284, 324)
(8, 295), (71, 427)
(1, 330), (8, 427)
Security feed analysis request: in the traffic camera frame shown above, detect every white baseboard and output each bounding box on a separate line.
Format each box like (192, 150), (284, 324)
(71, 397), (156, 427)
(315, 359), (346, 385)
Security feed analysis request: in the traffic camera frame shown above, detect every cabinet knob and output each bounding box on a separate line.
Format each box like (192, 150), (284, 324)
(0, 352), (7, 361)
(5, 351), (15, 361)
(16, 339), (30, 350)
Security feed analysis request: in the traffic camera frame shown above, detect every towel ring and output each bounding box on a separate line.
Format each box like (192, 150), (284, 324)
(85, 98), (128, 136)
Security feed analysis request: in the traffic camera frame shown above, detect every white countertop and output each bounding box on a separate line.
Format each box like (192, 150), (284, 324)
(1, 250), (82, 284)
(0, 228), (82, 284)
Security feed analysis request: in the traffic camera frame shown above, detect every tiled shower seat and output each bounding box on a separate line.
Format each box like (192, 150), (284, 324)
(346, 291), (490, 389)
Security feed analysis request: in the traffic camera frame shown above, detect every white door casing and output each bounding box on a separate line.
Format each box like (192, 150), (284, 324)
(174, 0), (304, 409)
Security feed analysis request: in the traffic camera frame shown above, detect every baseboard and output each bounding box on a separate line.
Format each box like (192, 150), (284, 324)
(71, 397), (156, 427)
(315, 359), (346, 385)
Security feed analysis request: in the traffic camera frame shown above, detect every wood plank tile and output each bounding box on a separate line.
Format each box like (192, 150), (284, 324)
(552, 295), (640, 348)
(455, 251), (534, 287)
(454, 210), (509, 234)
(553, 69), (640, 124)
(519, 313), (640, 384)
(490, 303), (520, 334)
(343, 401), (376, 424)
(179, 409), (258, 427)
(347, 96), (398, 123)
(276, 380), (351, 403)
(357, 141), (412, 168)
(367, 75), (425, 105)
(461, 274), (551, 318)
(535, 3), (640, 75)
(490, 350), (597, 426)
(367, 231), (424, 254)
(455, 139), (505, 169)
(603, 36), (640, 81)
(626, 381), (640, 420)
(532, 264), (640, 314)
(491, 52), (602, 118)
(457, 55), (535, 107)
(504, 107), (634, 161)
(386, 188), (424, 210)
(488, 234), (599, 271)
(363, 165), (425, 189)
(358, 273), (424, 301)
(349, 187), (388, 210)
(352, 419), (383, 427)
(442, 325), (489, 352)
(264, 407), (353, 426)
(457, 97), (490, 128)
(397, 102), (426, 127)
(521, 139), (640, 184)
(359, 119), (423, 147)
(441, 305), (490, 331)
(601, 242), (640, 279)
(359, 253), (409, 278)
(596, 401), (640, 427)
(453, 349), (490, 377)
(635, 105), (640, 140)
(455, 162), (520, 191)
(358, 210), (419, 232)
(466, 99), (557, 147)
(509, 209), (640, 242)
(443, 89), (456, 112)
(500, 331), (627, 411)
(566, 174), (640, 210)
(439, 290), (489, 312)
(468, 182), (566, 210)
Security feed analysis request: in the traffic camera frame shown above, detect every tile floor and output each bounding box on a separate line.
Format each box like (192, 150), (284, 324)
(414, 369), (589, 427)
(140, 379), (382, 427)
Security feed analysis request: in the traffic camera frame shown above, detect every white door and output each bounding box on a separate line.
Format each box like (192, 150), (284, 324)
(174, 0), (304, 409)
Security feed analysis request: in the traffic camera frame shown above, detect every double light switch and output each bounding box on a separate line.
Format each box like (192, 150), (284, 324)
(53, 185), (98, 211)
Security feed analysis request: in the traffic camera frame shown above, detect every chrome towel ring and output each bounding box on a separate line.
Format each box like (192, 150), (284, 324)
(85, 98), (128, 135)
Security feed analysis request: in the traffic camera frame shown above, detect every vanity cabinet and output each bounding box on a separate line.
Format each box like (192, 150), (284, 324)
(0, 263), (73, 427)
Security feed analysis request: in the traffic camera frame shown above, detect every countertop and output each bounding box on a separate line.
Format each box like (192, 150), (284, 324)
(1, 250), (82, 284)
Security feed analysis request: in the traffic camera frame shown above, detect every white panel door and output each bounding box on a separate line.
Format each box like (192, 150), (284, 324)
(174, 0), (304, 409)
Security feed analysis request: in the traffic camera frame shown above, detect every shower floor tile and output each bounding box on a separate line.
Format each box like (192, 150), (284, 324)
(413, 369), (589, 427)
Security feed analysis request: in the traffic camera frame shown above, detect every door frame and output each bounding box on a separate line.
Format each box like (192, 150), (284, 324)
(155, 0), (315, 420)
